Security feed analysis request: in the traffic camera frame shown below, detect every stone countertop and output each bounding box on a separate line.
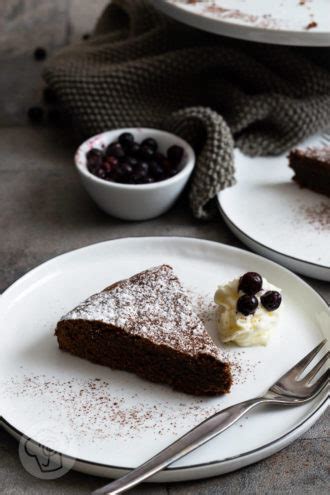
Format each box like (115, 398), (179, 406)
(0, 126), (328, 495)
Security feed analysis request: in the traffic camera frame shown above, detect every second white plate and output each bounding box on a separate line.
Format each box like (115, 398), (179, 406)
(218, 133), (330, 281)
(154, 0), (330, 46)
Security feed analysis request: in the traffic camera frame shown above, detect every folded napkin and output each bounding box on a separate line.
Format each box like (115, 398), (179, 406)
(44, 0), (330, 218)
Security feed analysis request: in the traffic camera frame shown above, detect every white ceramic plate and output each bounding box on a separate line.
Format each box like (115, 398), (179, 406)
(153, 0), (330, 46)
(217, 132), (330, 282)
(0, 237), (328, 482)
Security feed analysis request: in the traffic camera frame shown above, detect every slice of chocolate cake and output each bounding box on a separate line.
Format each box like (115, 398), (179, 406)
(288, 147), (330, 197)
(55, 265), (232, 396)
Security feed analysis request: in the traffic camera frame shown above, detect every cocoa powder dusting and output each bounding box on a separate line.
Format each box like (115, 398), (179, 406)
(1, 288), (257, 442)
(303, 202), (330, 232)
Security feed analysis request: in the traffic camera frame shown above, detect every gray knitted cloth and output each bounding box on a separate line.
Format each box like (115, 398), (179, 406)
(44, 0), (330, 219)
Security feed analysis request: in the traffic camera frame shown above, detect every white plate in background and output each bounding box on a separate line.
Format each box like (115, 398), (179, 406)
(154, 0), (330, 46)
(217, 133), (330, 282)
(0, 237), (328, 481)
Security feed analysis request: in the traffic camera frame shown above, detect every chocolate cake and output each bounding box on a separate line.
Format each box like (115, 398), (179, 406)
(55, 265), (232, 396)
(288, 147), (330, 197)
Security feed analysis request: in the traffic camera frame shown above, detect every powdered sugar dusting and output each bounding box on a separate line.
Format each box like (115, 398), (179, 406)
(292, 146), (330, 164)
(61, 265), (225, 360)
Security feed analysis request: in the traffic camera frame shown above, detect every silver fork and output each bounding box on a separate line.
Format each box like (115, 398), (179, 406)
(93, 340), (329, 495)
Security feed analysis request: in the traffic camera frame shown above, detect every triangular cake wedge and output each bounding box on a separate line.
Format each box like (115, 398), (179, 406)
(55, 265), (232, 395)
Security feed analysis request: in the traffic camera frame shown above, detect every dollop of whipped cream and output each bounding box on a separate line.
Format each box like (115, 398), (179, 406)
(214, 277), (282, 346)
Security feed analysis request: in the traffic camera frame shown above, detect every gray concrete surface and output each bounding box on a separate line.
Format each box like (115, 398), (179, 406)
(0, 0), (108, 125)
(0, 126), (329, 494)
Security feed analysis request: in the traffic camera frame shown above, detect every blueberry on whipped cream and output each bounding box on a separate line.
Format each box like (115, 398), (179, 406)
(214, 272), (282, 347)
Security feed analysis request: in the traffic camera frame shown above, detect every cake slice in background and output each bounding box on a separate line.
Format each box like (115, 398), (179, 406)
(55, 265), (232, 396)
(288, 147), (330, 198)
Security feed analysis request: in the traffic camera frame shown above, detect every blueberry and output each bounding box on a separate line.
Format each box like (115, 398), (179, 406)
(120, 162), (133, 175)
(164, 160), (177, 179)
(106, 142), (126, 159)
(118, 132), (134, 150)
(132, 162), (149, 183)
(126, 156), (138, 168)
(168, 167), (179, 177)
(86, 148), (103, 172)
(34, 47), (47, 61)
(141, 138), (158, 152)
(143, 177), (155, 184)
(236, 295), (258, 316)
(96, 168), (107, 179)
(140, 145), (155, 161)
(149, 160), (164, 180)
(102, 157), (118, 174)
(129, 142), (140, 157)
(82, 33), (90, 41)
(27, 106), (44, 123)
(86, 148), (103, 162)
(238, 272), (262, 295)
(167, 145), (184, 165)
(106, 156), (119, 168)
(137, 161), (149, 174)
(43, 87), (57, 104)
(154, 151), (166, 164)
(261, 291), (282, 311)
(112, 162), (133, 183)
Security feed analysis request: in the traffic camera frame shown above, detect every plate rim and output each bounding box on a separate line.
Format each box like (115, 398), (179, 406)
(0, 236), (329, 475)
(217, 196), (330, 273)
(1, 236), (329, 299)
(153, 0), (330, 47)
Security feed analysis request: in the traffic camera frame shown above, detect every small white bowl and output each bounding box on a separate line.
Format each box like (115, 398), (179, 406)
(75, 128), (195, 221)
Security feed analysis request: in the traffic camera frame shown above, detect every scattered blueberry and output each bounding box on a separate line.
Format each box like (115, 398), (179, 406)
(43, 87), (58, 105)
(236, 295), (258, 316)
(27, 106), (44, 123)
(85, 134), (185, 185)
(261, 291), (282, 311)
(167, 145), (184, 165)
(34, 47), (47, 61)
(238, 272), (262, 295)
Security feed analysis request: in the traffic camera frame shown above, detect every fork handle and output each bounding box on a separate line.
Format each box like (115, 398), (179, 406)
(92, 397), (264, 495)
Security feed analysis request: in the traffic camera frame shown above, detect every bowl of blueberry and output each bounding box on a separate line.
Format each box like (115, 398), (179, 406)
(75, 128), (195, 220)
